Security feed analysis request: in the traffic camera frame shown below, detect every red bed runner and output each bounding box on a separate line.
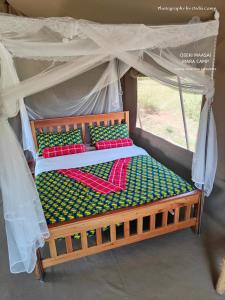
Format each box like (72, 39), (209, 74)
(57, 157), (131, 194)
(108, 157), (131, 189)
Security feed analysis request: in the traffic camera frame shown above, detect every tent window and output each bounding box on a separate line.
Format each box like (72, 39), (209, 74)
(136, 77), (202, 152)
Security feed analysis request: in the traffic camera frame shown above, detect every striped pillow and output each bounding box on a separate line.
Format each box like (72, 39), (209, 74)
(37, 129), (83, 155)
(42, 144), (86, 158)
(89, 123), (129, 145)
(95, 138), (133, 150)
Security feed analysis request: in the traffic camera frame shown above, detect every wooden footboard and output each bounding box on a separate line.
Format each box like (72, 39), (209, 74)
(35, 190), (201, 279)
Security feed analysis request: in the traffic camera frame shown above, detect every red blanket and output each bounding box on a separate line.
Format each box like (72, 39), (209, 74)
(57, 157), (131, 194)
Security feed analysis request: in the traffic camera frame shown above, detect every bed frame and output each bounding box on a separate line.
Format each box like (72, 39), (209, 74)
(31, 111), (202, 281)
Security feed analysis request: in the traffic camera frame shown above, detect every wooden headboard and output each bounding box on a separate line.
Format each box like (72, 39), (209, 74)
(31, 111), (129, 151)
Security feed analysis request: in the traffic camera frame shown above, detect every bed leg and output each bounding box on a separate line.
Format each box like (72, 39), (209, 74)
(34, 249), (45, 282)
(216, 256), (225, 295)
(196, 191), (205, 235)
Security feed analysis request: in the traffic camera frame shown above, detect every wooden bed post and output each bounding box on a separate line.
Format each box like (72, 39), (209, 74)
(216, 256), (225, 295)
(190, 191), (202, 235)
(197, 187), (205, 235)
(34, 249), (45, 282)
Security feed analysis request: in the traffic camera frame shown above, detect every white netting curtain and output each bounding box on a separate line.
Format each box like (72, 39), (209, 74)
(0, 13), (219, 273)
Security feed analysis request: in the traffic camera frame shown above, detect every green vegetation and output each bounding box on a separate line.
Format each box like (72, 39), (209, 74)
(137, 77), (202, 151)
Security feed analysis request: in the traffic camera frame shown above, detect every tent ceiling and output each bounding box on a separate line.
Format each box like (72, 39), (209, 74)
(7, 1), (225, 44)
(8, 0), (216, 22)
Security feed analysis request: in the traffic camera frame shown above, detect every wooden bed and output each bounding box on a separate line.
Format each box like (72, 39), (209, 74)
(31, 111), (202, 280)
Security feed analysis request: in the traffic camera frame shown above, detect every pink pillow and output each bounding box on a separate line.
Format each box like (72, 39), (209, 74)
(42, 144), (86, 158)
(95, 138), (133, 150)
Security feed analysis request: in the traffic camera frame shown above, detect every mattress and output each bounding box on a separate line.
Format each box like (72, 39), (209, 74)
(36, 154), (196, 226)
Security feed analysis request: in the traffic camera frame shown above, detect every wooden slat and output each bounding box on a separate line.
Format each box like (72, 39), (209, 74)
(81, 232), (88, 249)
(48, 239), (57, 258)
(137, 217), (143, 234)
(65, 124), (70, 132)
(193, 204), (199, 219)
(124, 222), (130, 238)
(110, 224), (116, 242)
(162, 211), (168, 227)
(96, 228), (102, 245)
(125, 111), (129, 129)
(65, 236), (73, 253)
(174, 208), (180, 223)
(150, 214), (156, 230)
(57, 125), (62, 132)
(185, 205), (191, 220)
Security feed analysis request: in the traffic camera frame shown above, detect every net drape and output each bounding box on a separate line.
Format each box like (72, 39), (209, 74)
(0, 13), (219, 273)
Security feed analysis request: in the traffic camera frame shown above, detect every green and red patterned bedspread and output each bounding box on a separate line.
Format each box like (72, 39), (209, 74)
(36, 155), (196, 225)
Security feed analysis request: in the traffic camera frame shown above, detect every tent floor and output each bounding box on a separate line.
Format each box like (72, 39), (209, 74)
(1, 179), (225, 300)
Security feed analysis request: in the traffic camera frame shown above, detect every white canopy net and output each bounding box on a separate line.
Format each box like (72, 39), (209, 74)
(0, 12), (219, 273)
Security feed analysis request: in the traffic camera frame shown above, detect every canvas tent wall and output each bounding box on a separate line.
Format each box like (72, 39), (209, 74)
(0, 13), (219, 273)
(4, 0), (225, 184)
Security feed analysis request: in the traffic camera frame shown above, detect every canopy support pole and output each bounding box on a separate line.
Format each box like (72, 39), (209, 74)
(197, 100), (211, 234)
(116, 58), (123, 111)
(177, 77), (190, 150)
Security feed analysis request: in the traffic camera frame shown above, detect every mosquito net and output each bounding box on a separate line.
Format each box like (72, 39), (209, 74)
(0, 12), (219, 273)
